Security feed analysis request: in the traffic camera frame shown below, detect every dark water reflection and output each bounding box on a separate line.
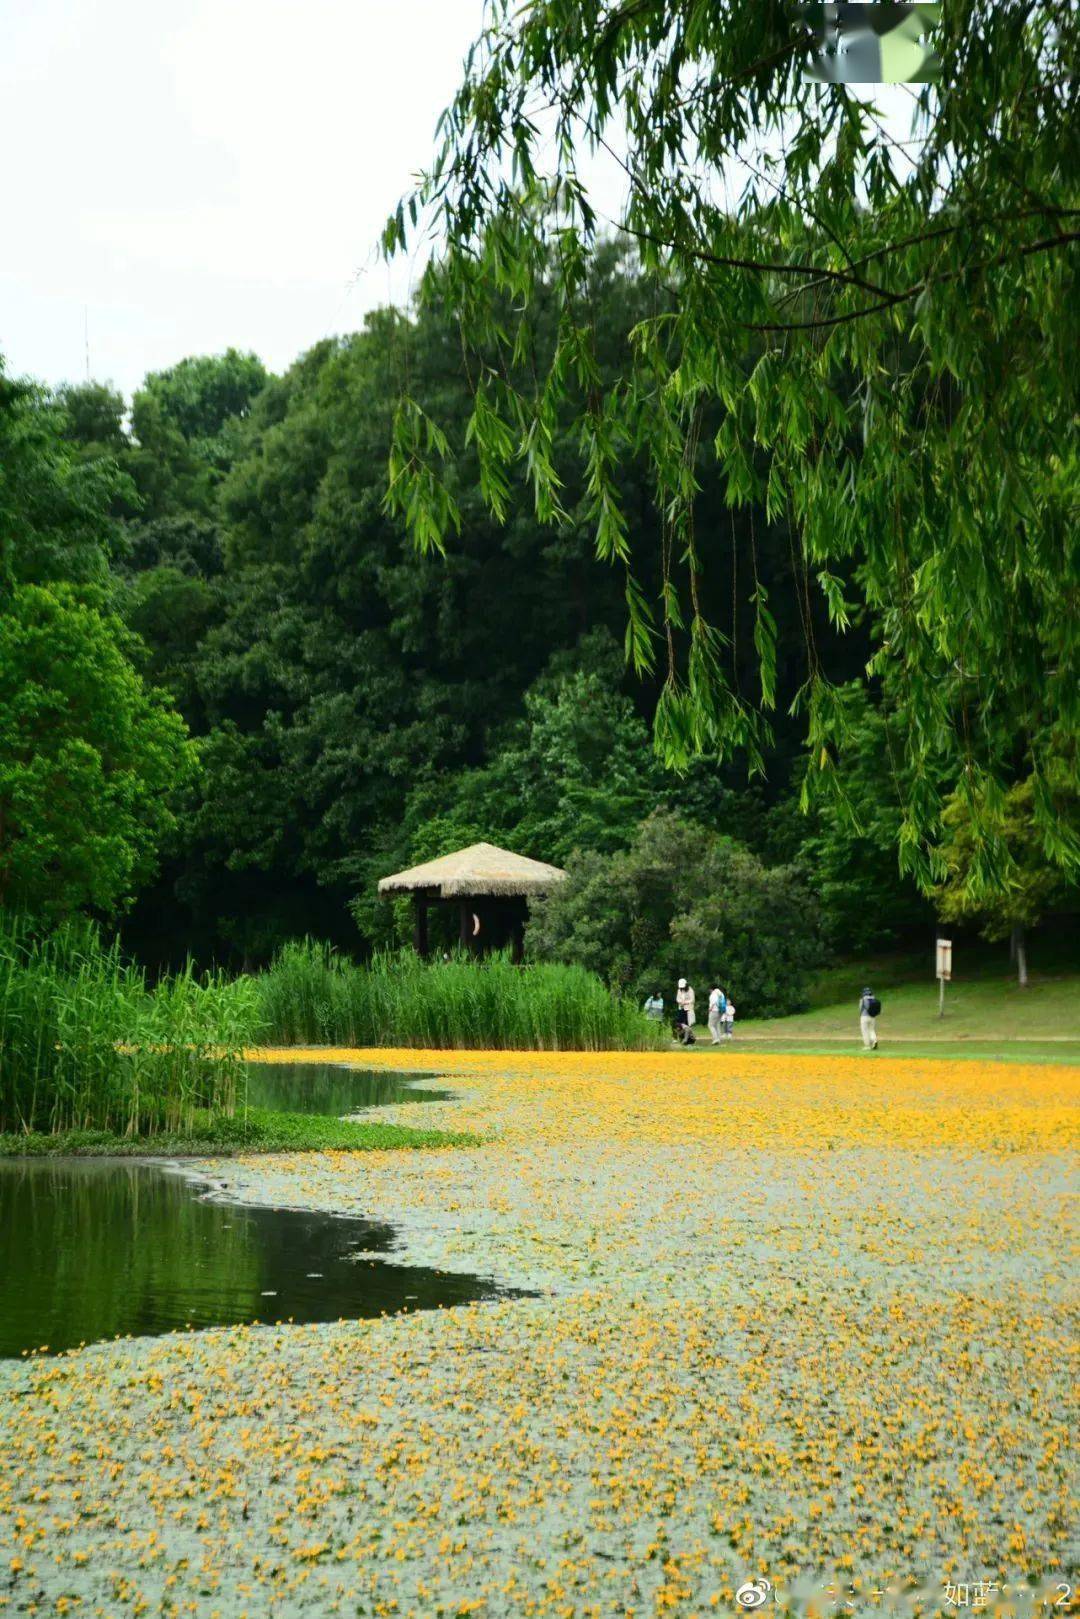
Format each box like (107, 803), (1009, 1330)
(0, 1062), (508, 1359)
(0, 1157), (501, 1358)
(244, 1062), (451, 1115)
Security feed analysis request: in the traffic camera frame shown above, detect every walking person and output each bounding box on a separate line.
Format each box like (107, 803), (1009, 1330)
(675, 977), (696, 1044)
(859, 986), (880, 1050)
(724, 995), (735, 1039)
(707, 983), (726, 1044)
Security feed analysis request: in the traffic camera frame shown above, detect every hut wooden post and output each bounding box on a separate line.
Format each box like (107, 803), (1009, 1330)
(413, 894), (429, 958)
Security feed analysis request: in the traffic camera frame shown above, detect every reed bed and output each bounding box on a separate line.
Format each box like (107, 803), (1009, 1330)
(256, 941), (664, 1051)
(0, 921), (261, 1136)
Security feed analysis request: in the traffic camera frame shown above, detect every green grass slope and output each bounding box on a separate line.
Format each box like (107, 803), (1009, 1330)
(734, 938), (1080, 1063)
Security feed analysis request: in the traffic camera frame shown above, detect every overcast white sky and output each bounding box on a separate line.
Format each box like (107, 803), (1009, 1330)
(1, 3), (920, 402)
(0, 0), (489, 398)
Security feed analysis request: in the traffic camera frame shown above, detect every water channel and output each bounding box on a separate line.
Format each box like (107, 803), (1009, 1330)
(0, 1063), (502, 1358)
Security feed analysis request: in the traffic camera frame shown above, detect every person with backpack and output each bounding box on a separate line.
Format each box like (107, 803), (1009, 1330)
(707, 983), (727, 1044)
(859, 986), (881, 1049)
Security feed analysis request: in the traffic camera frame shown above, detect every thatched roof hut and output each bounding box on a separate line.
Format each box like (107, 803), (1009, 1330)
(377, 842), (566, 959)
(378, 842), (566, 899)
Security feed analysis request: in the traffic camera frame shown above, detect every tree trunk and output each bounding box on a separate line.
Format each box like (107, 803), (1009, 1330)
(1011, 924), (1028, 987)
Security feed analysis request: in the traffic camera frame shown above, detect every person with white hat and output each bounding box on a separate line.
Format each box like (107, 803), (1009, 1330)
(675, 977), (696, 1043)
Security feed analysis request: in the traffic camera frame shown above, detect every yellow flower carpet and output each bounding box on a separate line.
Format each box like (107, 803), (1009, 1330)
(1, 1050), (1076, 1617)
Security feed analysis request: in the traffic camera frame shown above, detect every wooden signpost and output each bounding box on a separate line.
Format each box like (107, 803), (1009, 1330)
(936, 937), (953, 1018)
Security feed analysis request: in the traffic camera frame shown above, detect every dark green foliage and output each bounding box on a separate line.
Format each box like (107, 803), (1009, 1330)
(794, 684), (935, 952)
(257, 939), (662, 1051)
(110, 251), (848, 967)
(136, 350), (267, 446)
(527, 811), (822, 1016)
(117, 296), (647, 960)
(402, 631), (657, 837)
(0, 369), (130, 588)
(124, 514), (225, 578)
(123, 566), (222, 719)
(0, 248), (974, 972)
(346, 634), (673, 948)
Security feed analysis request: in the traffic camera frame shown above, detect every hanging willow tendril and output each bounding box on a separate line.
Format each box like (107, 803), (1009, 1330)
(382, 0), (1079, 895)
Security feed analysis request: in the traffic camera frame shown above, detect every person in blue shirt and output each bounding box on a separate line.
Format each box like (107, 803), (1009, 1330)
(707, 984), (727, 1044)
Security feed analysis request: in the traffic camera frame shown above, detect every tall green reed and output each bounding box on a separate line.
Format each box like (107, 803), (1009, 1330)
(257, 940), (664, 1051)
(0, 920), (262, 1136)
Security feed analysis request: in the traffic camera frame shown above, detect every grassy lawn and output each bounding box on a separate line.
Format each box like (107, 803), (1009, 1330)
(703, 1037), (1080, 1063)
(729, 937), (1080, 1062)
(0, 1106), (480, 1158)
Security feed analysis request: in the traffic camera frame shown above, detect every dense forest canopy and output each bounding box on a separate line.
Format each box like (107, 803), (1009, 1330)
(385, 0), (1079, 897)
(2, 25), (1075, 984)
(2, 246), (953, 979)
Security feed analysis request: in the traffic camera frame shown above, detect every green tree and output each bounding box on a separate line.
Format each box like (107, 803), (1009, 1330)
(527, 810), (821, 1015)
(128, 349), (268, 518)
(794, 683), (933, 951)
(54, 382), (127, 457)
(385, 0), (1079, 891)
(123, 566), (221, 721)
(0, 370), (129, 588)
(136, 350), (267, 445)
(0, 584), (195, 918)
(124, 514), (224, 578)
(1, 356), (195, 922)
(400, 631), (662, 862)
(936, 775), (1079, 985)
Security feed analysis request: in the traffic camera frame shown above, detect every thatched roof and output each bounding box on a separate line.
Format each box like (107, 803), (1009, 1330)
(377, 842), (567, 899)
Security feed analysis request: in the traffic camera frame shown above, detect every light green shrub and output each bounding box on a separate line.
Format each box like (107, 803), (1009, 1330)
(257, 940), (662, 1051)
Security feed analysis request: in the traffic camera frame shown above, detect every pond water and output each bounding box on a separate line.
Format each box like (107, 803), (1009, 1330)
(244, 1061), (452, 1114)
(0, 1062), (505, 1359)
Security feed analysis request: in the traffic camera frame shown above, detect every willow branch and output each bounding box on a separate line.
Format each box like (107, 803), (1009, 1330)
(748, 230), (1080, 333)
